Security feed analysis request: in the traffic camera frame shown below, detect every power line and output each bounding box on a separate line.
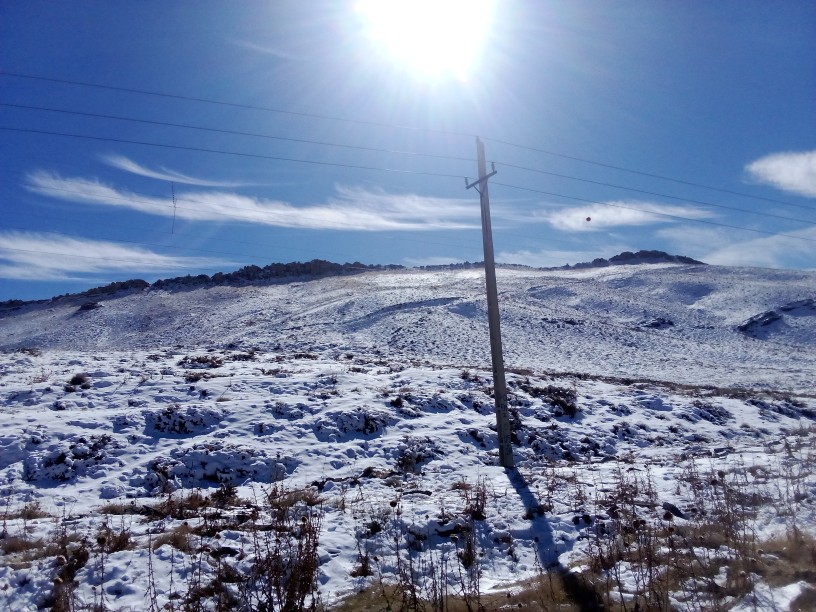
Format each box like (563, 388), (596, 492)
(5, 121), (814, 249)
(0, 126), (466, 180)
(485, 137), (805, 209)
(492, 181), (816, 244)
(20, 163), (816, 249)
(497, 162), (816, 219)
(7, 102), (814, 223)
(7, 115), (815, 232)
(8, 180), (651, 258)
(2, 70), (804, 210)
(0, 102), (476, 165)
(33, 174), (815, 254)
(0, 71), (473, 138)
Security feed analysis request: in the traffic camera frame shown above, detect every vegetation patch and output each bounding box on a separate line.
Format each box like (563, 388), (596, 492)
(177, 354), (224, 369)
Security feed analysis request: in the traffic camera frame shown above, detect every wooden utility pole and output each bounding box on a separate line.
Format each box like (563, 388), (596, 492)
(466, 137), (514, 469)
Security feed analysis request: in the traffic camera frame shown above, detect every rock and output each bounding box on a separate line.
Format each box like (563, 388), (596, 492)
(662, 501), (686, 519)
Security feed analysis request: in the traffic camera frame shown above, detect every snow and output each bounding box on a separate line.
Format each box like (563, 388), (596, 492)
(0, 262), (814, 609)
(731, 580), (811, 611)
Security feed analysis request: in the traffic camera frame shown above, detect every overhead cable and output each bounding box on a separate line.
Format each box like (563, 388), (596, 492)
(0, 102), (476, 164)
(1, 70), (804, 209)
(493, 182), (816, 244)
(6, 102), (814, 221)
(0, 126), (465, 180)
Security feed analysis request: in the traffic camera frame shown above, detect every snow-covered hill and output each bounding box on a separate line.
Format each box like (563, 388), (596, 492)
(0, 260), (814, 610)
(2, 262), (814, 391)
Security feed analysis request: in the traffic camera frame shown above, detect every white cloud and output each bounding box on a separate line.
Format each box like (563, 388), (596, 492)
(703, 226), (816, 269)
(330, 185), (478, 229)
(542, 201), (714, 232)
(0, 232), (229, 281)
(488, 199), (561, 227)
(496, 246), (631, 268)
(25, 172), (480, 232)
(746, 150), (816, 197)
(102, 155), (247, 187)
(658, 224), (816, 269)
(655, 225), (733, 258)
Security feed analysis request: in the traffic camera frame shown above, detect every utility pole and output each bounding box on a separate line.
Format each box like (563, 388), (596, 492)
(466, 137), (514, 469)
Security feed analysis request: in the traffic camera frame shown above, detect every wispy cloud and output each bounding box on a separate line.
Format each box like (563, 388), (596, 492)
(102, 155), (248, 187)
(746, 150), (816, 197)
(25, 172), (480, 231)
(542, 201), (714, 232)
(330, 185), (477, 229)
(703, 227), (816, 270)
(657, 224), (816, 270)
(655, 225), (732, 257)
(0, 232), (229, 281)
(496, 246), (631, 268)
(232, 39), (304, 60)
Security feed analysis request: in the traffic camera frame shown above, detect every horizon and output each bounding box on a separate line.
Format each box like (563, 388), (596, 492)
(1, 1), (815, 301)
(1, 248), (722, 305)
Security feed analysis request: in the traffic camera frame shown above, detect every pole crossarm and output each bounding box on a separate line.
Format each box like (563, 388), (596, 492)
(465, 165), (497, 192)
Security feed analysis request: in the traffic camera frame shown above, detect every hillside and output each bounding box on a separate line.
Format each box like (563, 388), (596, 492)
(0, 259), (814, 610)
(2, 259), (813, 392)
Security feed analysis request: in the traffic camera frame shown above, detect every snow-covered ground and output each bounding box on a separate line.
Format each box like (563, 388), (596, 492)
(0, 262), (814, 610)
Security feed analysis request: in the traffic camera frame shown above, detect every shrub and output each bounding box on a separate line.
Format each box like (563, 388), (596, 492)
(177, 354), (223, 369)
(518, 382), (578, 417)
(68, 373), (90, 387)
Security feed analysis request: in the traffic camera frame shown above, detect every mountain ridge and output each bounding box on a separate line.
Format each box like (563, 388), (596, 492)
(1, 250), (701, 308)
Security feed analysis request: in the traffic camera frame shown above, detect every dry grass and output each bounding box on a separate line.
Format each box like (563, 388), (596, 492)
(5, 500), (50, 521)
(151, 523), (193, 553)
(761, 533), (816, 588)
(0, 535), (46, 557)
(97, 500), (141, 515)
(337, 445), (816, 611)
(336, 562), (584, 612)
(144, 489), (213, 520)
(562, 437), (816, 611)
(268, 485), (323, 509)
(4, 421), (812, 611)
(335, 583), (580, 612)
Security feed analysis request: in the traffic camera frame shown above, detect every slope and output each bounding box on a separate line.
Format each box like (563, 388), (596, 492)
(2, 262), (812, 392)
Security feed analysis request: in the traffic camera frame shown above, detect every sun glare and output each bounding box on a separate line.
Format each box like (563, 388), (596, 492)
(356, 0), (494, 81)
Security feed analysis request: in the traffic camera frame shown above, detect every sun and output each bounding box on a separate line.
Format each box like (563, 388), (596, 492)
(355, 0), (494, 81)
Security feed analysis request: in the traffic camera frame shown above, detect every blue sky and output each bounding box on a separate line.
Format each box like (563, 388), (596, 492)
(1, 1), (815, 301)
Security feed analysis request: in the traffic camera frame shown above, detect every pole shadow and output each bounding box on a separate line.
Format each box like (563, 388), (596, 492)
(505, 467), (604, 612)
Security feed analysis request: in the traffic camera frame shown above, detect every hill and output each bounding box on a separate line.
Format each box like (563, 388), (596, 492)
(1, 256), (812, 392)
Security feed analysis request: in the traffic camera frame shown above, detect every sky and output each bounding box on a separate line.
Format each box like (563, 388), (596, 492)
(1, 0), (815, 301)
